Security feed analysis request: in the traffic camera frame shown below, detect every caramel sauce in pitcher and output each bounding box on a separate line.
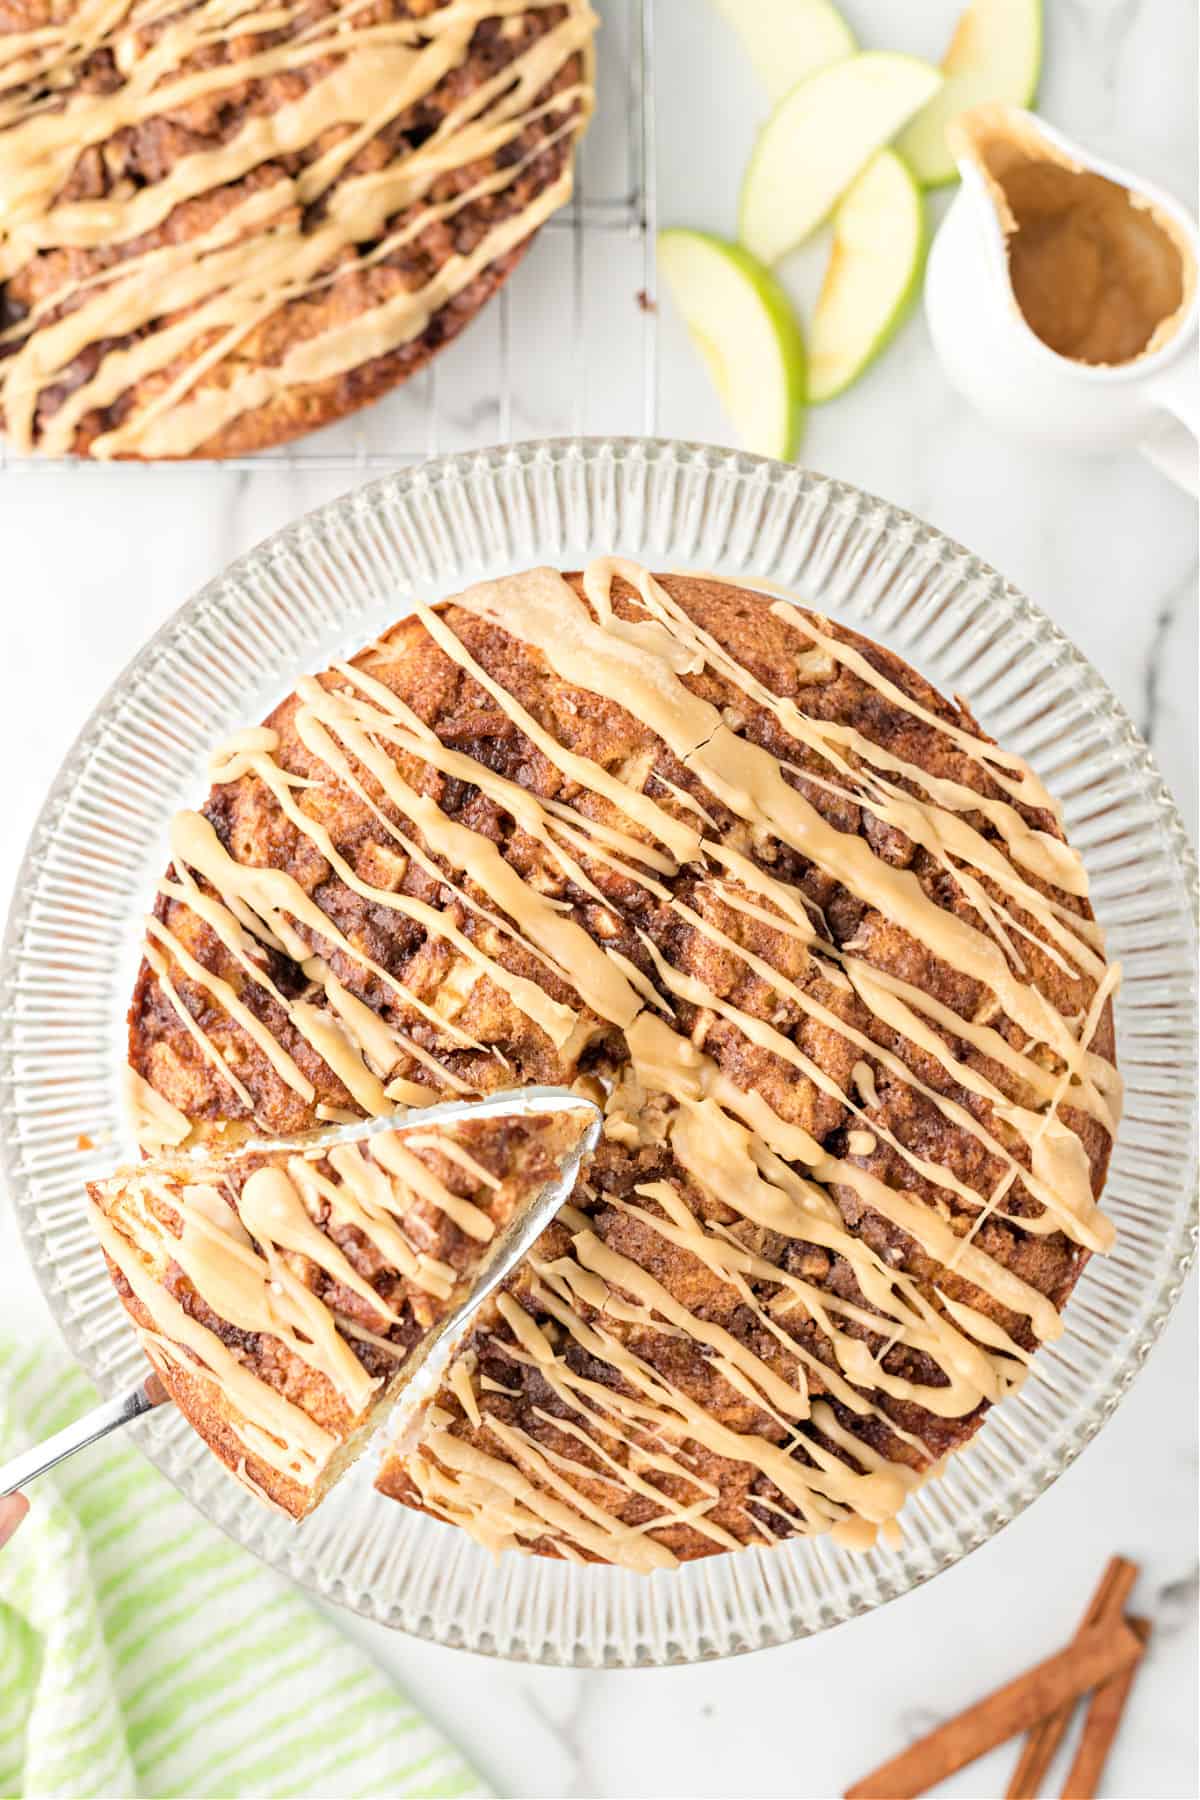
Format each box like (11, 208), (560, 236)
(953, 109), (1195, 366)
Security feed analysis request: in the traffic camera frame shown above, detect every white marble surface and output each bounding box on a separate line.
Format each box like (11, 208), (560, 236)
(0, 2), (1196, 1796)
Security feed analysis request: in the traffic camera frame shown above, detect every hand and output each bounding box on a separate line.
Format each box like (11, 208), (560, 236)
(0, 1492), (28, 1548)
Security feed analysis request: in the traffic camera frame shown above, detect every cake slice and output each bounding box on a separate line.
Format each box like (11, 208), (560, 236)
(87, 1092), (598, 1518)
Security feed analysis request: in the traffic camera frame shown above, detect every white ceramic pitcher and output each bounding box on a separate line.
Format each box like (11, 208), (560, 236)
(925, 105), (1199, 494)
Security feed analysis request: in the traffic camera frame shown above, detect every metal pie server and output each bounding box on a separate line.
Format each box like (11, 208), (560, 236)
(0, 1087), (601, 1499)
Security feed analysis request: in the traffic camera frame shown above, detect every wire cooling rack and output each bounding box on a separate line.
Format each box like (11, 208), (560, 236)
(0, 0), (657, 473)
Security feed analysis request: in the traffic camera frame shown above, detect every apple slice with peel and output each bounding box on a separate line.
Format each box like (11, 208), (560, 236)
(711, 0), (855, 103)
(898, 0), (1042, 187)
(808, 150), (926, 403)
(740, 52), (943, 265)
(658, 229), (806, 460)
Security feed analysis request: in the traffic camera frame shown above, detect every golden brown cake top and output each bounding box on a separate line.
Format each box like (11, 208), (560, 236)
(0, 1), (594, 457)
(88, 1095), (597, 1516)
(127, 560), (1121, 1563)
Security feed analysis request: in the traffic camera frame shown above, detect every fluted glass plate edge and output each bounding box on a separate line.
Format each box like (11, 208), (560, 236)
(1, 437), (1196, 1667)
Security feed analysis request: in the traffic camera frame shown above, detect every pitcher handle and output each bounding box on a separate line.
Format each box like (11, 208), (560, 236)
(1141, 348), (1200, 495)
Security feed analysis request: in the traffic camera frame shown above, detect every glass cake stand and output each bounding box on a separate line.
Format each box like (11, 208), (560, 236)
(1, 439), (1195, 1667)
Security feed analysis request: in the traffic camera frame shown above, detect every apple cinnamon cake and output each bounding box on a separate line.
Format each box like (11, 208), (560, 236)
(123, 560), (1120, 1566)
(89, 1097), (597, 1516)
(0, 1), (595, 458)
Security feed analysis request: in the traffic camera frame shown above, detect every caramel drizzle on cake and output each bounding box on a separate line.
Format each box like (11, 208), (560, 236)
(130, 561), (1121, 1564)
(0, 0), (594, 456)
(89, 1102), (593, 1513)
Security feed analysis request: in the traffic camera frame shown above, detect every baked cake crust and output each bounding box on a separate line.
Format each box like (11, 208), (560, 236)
(0, 1), (595, 458)
(122, 562), (1121, 1564)
(88, 1100), (596, 1516)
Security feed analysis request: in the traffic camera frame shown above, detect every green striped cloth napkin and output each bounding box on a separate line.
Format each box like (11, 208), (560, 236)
(0, 1339), (489, 1800)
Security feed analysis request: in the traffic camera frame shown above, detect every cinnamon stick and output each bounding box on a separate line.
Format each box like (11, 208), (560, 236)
(844, 1619), (1145, 1800)
(1006, 1555), (1140, 1798)
(1060, 1616), (1152, 1800)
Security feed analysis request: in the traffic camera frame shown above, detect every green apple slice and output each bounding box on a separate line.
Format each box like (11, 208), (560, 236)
(657, 229), (806, 460)
(808, 150), (926, 403)
(898, 0), (1042, 187)
(739, 51), (943, 265)
(711, 0), (856, 103)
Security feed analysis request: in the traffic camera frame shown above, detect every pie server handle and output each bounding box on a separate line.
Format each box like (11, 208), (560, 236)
(0, 1374), (167, 1497)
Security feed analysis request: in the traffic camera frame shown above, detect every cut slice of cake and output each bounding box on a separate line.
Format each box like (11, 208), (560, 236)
(87, 1091), (598, 1519)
